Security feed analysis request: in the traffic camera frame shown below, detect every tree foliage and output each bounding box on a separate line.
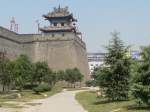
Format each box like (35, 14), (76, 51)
(0, 52), (12, 92)
(96, 32), (131, 101)
(132, 46), (150, 106)
(65, 68), (83, 87)
(32, 61), (60, 91)
(13, 55), (33, 91)
(56, 70), (65, 81)
(33, 62), (50, 84)
(0, 53), (84, 93)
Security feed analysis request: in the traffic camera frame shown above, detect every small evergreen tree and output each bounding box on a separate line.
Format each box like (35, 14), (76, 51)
(132, 46), (150, 106)
(97, 32), (131, 101)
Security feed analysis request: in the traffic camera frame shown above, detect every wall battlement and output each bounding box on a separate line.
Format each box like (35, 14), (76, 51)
(0, 27), (85, 48)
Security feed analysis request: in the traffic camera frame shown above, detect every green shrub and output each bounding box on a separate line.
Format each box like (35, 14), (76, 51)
(86, 80), (96, 87)
(33, 83), (51, 94)
(23, 84), (37, 90)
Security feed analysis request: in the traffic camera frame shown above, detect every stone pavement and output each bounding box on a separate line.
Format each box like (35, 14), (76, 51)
(21, 90), (87, 112)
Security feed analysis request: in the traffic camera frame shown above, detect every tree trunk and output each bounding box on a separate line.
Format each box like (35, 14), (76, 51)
(80, 81), (82, 88)
(74, 83), (76, 88)
(2, 84), (5, 93)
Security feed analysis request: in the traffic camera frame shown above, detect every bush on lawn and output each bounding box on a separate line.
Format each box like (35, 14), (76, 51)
(33, 83), (51, 94)
(23, 84), (38, 90)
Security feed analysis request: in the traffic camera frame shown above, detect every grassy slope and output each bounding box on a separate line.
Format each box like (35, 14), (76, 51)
(76, 91), (150, 112)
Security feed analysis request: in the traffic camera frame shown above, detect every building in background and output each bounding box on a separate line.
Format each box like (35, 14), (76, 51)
(130, 50), (141, 60)
(88, 53), (106, 74)
(87, 50), (140, 75)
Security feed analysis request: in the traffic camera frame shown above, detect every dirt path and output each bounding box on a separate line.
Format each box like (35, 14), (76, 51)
(0, 90), (87, 112)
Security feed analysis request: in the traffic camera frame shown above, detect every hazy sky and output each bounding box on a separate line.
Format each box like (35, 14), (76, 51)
(0, 0), (150, 52)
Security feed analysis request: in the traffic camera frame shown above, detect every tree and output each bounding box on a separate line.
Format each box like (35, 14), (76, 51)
(132, 46), (150, 106)
(33, 62), (50, 84)
(32, 62), (62, 91)
(44, 70), (58, 88)
(64, 68), (74, 87)
(64, 68), (83, 88)
(90, 67), (101, 86)
(57, 70), (65, 81)
(5, 60), (16, 91)
(0, 51), (12, 92)
(96, 32), (131, 101)
(96, 66), (111, 89)
(130, 59), (140, 85)
(72, 68), (83, 86)
(13, 55), (33, 91)
(91, 67), (99, 80)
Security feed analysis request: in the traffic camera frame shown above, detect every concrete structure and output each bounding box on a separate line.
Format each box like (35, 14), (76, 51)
(0, 6), (90, 82)
(88, 53), (106, 74)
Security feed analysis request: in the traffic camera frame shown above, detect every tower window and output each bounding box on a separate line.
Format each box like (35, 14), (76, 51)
(61, 23), (65, 26)
(54, 23), (57, 26)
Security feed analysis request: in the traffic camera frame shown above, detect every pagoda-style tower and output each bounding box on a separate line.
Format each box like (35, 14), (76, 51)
(39, 6), (90, 82)
(40, 6), (78, 33)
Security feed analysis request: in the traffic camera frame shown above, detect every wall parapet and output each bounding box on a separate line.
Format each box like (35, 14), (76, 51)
(0, 26), (86, 50)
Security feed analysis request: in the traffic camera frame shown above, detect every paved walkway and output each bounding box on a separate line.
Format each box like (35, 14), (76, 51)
(21, 90), (87, 112)
(0, 89), (90, 112)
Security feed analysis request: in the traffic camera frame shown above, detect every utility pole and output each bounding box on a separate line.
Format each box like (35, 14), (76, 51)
(36, 20), (40, 33)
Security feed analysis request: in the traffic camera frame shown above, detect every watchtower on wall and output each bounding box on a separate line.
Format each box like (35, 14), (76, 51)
(37, 6), (90, 81)
(40, 6), (78, 34)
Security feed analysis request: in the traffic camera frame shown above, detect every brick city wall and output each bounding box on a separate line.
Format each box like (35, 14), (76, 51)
(0, 27), (90, 81)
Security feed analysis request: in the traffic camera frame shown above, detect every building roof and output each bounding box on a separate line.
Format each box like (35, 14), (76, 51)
(43, 6), (76, 21)
(87, 53), (107, 55)
(87, 52), (107, 62)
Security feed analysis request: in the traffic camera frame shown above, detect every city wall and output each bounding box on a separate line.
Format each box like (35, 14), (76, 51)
(0, 27), (90, 81)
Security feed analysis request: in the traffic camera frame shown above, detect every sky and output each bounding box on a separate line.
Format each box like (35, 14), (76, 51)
(0, 0), (150, 52)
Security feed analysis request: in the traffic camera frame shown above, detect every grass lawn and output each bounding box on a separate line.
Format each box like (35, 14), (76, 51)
(76, 91), (150, 112)
(20, 83), (63, 101)
(64, 87), (88, 91)
(0, 83), (62, 108)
